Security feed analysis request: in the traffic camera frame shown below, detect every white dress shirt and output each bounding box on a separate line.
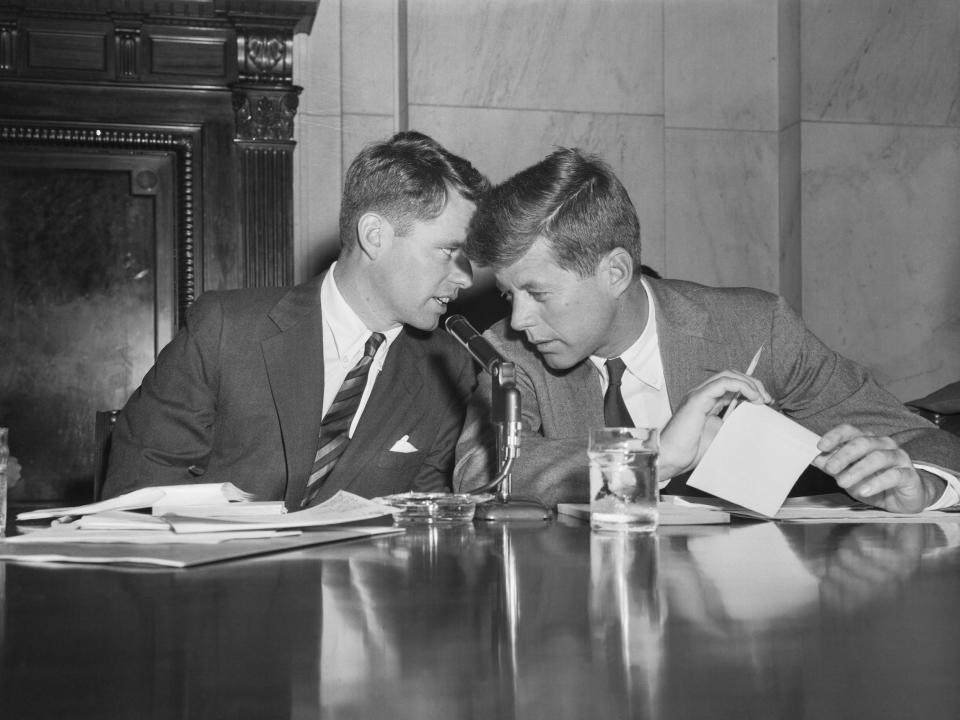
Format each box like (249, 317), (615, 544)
(589, 279), (672, 433)
(588, 280), (960, 508)
(320, 264), (402, 437)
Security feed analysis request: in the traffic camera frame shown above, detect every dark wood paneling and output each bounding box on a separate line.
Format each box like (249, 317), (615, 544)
(150, 34), (229, 78)
(28, 29), (108, 71)
(0, 0), (319, 505)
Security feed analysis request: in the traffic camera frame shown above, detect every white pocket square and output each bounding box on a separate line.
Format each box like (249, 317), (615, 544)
(389, 435), (418, 453)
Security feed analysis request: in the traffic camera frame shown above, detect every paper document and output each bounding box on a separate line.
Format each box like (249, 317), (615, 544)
(687, 403), (822, 517)
(74, 511), (171, 531)
(557, 496), (731, 525)
(17, 483), (257, 522)
(0, 527), (405, 568)
(153, 501), (285, 518)
(163, 491), (395, 533)
(5, 526), (300, 545)
(741, 493), (960, 523)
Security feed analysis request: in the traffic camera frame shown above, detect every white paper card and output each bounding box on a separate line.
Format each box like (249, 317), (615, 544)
(687, 403), (822, 517)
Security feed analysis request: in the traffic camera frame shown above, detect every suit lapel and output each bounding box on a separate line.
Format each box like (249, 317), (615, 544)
(261, 275), (326, 508)
(319, 330), (423, 495)
(648, 280), (729, 411)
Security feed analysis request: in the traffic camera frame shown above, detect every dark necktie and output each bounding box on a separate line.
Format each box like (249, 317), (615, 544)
(302, 332), (386, 508)
(604, 357), (635, 427)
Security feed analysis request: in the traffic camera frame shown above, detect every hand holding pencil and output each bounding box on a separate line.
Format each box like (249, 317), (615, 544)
(724, 344), (765, 418)
(658, 346), (773, 480)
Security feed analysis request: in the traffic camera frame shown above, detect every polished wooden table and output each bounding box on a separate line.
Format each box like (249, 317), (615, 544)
(2, 515), (960, 719)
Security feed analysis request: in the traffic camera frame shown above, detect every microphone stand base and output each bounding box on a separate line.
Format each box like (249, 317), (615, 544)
(475, 498), (551, 522)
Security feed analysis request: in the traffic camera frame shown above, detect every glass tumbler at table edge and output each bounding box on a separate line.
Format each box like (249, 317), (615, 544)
(588, 427), (659, 533)
(0, 427), (8, 537)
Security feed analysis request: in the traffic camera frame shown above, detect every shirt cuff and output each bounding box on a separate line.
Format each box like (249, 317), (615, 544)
(918, 462), (960, 511)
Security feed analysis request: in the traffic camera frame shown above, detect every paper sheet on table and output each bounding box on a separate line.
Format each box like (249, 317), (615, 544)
(4, 525), (300, 544)
(557, 496), (731, 525)
(687, 403), (822, 517)
(16, 483), (256, 521)
(75, 510), (172, 531)
(163, 491), (395, 533)
(747, 493), (960, 523)
(0, 527), (405, 568)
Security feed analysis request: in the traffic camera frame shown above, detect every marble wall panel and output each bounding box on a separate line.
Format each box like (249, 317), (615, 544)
(409, 104), (667, 276)
(665, 129), (781, 292)
(407, 0), (663, 115)
(342, 0), (396, 115)
(665, 0), (780, 131)
(294, 1), (342, 281)
(802, 121), (960, 401)
(294, 115), (344, 281)
(342, 113), (398, 175)
(802, 0), (960, 126)
(298, 0), (342, 117)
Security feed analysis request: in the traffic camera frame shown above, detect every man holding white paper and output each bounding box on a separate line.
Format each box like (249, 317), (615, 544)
(454, 148), (960, 513)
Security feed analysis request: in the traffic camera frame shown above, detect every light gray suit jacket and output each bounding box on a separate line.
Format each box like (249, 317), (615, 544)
(454, 278), (960, 506)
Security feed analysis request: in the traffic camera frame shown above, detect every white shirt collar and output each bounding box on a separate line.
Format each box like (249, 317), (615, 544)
(321, 262), (402, 367)
(589, 278), (664, 390)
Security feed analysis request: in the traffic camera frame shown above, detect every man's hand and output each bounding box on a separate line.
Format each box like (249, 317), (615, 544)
(658, 371), (772, 479)
(812, 424), (944, 513)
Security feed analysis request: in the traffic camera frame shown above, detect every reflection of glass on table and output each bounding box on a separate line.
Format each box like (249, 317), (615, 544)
(590, 532), (664, 718)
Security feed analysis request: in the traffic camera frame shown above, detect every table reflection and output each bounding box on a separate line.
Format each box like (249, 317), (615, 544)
(0, 557), (322, 720)
(1, 518), (960, 719)
(589, 532), (663, 719)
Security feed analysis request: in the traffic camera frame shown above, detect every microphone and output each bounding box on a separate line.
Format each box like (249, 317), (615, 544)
(444, 316), (547, 519)
(444, 315), (505, 375)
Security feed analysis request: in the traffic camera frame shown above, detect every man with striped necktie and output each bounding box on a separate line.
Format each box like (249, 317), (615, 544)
(105, 131), (489, 507)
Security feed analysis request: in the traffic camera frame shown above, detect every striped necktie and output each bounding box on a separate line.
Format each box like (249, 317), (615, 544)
(302, 332), (386, 507)
(604, 357), (635, 427)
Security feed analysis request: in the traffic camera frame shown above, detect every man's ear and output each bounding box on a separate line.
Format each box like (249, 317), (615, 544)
(600, 247), (635, 298)
(356, 212), (391, 260)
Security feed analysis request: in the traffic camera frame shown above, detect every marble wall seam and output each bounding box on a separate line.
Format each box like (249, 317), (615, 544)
(664, 127), (781, 293)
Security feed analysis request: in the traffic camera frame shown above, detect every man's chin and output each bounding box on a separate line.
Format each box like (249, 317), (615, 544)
(405, 313), (441, 332)
(537, 349), (578, 371)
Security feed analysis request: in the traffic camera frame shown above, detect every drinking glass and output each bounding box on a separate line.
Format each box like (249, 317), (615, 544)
(0, 427), (8, 537)
(588, 427), (659, 533)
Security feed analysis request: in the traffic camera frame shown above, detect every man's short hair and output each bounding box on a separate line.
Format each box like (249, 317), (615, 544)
(339, 131), (489, 246)
(465, 147), (641, 277)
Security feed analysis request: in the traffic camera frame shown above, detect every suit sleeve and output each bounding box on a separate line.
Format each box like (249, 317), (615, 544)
(102, 294), (224, 497)
(454, 334), (591, 506)
(769, 295), (960, 475)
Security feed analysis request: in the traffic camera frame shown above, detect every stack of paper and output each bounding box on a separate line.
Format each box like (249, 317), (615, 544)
(16, 482), (275, 522)
(3, 488), (401, 567)
(557, 495), (731, 525)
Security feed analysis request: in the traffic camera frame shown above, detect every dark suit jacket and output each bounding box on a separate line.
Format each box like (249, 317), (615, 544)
(104, 274), (476, 507)
(454, 278), (960, 506)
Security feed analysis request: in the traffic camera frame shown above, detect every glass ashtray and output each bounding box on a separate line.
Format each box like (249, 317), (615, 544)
(374, 492), (492, 525)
